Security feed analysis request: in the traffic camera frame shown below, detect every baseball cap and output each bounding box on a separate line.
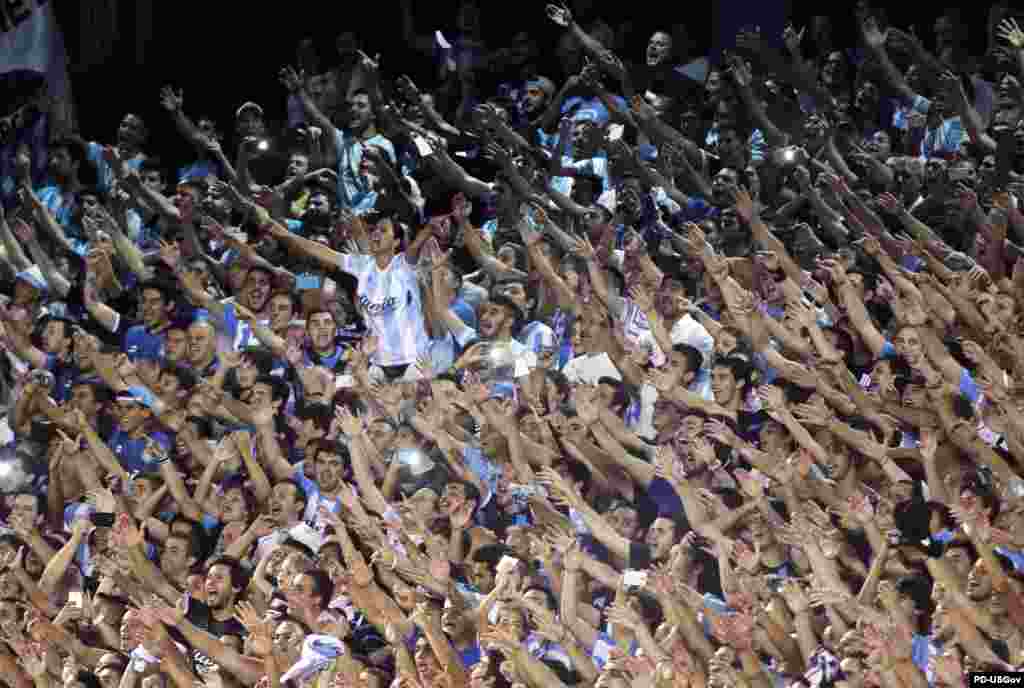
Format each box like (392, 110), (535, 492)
(489, 381), (517, 401)
(596, 189), (617, 216)
(115, 386), (158, 410)
(527, 77), (556, 99)
(15, 265), (49, 292)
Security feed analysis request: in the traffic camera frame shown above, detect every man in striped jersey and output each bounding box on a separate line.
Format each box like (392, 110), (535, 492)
(265, 212), (435, 381)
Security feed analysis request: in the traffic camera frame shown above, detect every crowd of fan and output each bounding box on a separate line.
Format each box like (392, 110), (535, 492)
(3, 0), (1024, 686)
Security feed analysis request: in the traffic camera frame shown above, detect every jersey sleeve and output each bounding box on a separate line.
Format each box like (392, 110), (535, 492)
(336, 252), (372, 277)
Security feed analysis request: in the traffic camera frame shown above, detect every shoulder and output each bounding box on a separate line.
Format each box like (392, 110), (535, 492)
(369, 135), (397, 159)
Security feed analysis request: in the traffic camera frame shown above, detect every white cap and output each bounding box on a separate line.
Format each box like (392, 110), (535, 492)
(236, 101), (264, 119)
(288, 522), (323, 554)
(596, 189), (617, 215)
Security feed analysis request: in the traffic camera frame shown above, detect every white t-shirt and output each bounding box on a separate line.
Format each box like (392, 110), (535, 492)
(562, 351), (621, 385)
(336, 253), (429, 367)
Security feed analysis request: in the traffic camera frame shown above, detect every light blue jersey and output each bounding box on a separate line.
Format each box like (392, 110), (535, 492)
(331, 129), (395, 212)
(86, 142), (145, 194)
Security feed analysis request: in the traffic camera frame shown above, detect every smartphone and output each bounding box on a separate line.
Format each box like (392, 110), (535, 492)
(413, 136), (434, 157)
(607, 124), (624, 142)
(508, 484), (539, 499)
(29, 368), (55, 387)
(68, 590), (84, 608)
(622, 569), (648, 590)
(496, 555), (520, 575)
(90, 512), (116, 527)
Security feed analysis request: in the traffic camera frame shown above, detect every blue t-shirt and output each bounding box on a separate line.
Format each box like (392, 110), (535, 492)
(959, 368), (980, 404)
(645, 476), (684, 519)
(561, 95), (626, 127)
(304, 344), (348, 372)
(45, 354), (80, 403)
(109, 427), (172, 474)
(458, 644), (481, 668)
(178, 159), (222, 183)
(672, 197), (719, 224)
(123, 324), (168, 362)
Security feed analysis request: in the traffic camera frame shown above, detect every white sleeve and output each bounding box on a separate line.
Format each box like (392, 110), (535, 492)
(336, 252), (371, 277)
(453, 322), (478, 348)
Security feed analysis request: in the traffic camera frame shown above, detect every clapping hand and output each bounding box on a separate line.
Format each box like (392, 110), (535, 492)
(545, 1), (572, 27)
(235, 600), (273, 656)
(997, 17), (1024, 49)
(279, 65), (307, 93)
(159, 86), (184, 112)
(861, 16), (888, 49)
(783, 24), (805, 54)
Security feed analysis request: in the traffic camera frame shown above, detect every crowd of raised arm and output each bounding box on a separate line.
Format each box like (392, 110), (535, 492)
(2, 1), (1024, 687)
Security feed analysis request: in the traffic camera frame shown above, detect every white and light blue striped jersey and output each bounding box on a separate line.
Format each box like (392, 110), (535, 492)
(517, 320), (556, 354)
(331, 129), (395, 212)
(550, 154), (610, 198)
(336, 252), (428, 367)
(219, 301), (263, 352)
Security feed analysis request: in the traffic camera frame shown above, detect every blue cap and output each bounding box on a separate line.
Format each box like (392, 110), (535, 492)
(116, 386), (158, 410)
(489, 382), (517, 401)
(450, 299), (478, 330)
(15, 265), (48, 292)
(221, 248), (241, 269)
(637, 144), (659, 163)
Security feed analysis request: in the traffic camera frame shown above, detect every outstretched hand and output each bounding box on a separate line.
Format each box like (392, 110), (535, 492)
(545, 2), (573, 27)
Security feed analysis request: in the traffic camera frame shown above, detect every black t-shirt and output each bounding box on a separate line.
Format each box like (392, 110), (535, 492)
(185, 599), (247, 640)
(736, 410), (770, 444)
(171, 600), (248, 674)
(628, 541), (653, 571)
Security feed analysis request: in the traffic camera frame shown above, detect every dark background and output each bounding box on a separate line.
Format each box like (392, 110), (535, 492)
(50, 0), (990, 173)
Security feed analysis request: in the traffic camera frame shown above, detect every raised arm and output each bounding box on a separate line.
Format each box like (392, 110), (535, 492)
(103, 200), (154, 280)
(559, 546), (602, 649)
(540, 467), (630, 561)
(861, 19), (920, 103)
(233, 303), (287, 359)
(420, 145), (496, 199)
(20, 186), (76, 255)
(158, 86), (204, 148)
(826, 259), (889, 358)
(279, 66), (339, 144)
(0, 205), (31, 271)
(12, 220), (71, 297)
(121, 167), (182, 223)
(397, 0), (438, 57)
(251, 402), (295, 482)
(944, 71), (997, 154)
(522, 213), (576, 310)
(3, 320), (47, 370)
(546, 5), (626, 84)
(39, 517), (89, 593)
(728, 56), (790, 148)
(263, 214), (348, 271)
(337, 409), (392, 517)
